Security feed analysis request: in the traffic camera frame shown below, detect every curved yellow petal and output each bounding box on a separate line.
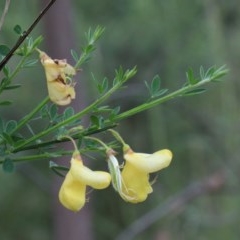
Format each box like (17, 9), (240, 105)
(121, 162), (152, 203)
(59, 152), (111, 211)
(59, 170), (86, 212)
(124, 149), (172, 173)
(70, 157), (111, 189)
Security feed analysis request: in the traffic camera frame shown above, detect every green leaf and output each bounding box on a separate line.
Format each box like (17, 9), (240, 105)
(2, 158), (15, 173)
(97, 77), (109, 94)
(40, 105), (49, 118)
(152, 88), (168, 98)
(2, 132), (14, 145)
(0, 45), (10, 56)
(109, 106), (121, 120)
(49, 161), (69, 177)
(151, 75), (161, 93)
(32, 36), (43, 49)
(0, 101), (12, 106)
(200, 66), (205, 79)
(186, 68), (198, 85)
(71, 49), (79, 63)
(5, 120), (17, 133)
(183, 88), (206, 96)
(64, 107), (74, 119)
(13, 25), (22, 35)
(4, 84), (21, 90)
(0, 145), (6, 156)
(22, 59), (38, 68)
(90, 115), (104, 129)
(3, 66), (10, 77)
(0, 118), (4, 133)
(49, 104), (58, 120)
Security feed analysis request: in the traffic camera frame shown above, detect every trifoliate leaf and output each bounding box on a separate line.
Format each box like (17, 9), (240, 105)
(2, 158), (15, 173)
(0, 45), (10, 56)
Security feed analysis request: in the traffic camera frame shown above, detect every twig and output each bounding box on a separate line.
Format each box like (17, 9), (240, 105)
(0, 0), (57, 71)
(0, 0), (10, 32)
(115, 171), (225, 240)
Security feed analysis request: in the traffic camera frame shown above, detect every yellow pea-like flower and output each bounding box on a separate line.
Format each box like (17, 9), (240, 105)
(121, 148), (172, 203)
(59, 151), (111, 212)
(38, 50), (76, 106)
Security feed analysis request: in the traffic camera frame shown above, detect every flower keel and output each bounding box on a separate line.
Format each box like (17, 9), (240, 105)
(121, 148), (172, 203)
(59, 152), (111, 212)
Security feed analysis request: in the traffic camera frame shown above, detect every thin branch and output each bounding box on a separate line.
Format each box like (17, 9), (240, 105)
(0, 0), (10, 32)
(115, 171), (225, 240)
(0, 0), (57, 71)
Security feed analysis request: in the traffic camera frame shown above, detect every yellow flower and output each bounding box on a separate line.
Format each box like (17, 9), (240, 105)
(38, 50), (76, 106)
(59, 151), (111, 212)
(121, 148), (172, 203)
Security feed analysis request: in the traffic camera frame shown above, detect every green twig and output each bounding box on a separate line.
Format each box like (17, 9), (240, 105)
(12, 68), (136, 152)
(114, 68), (228, 121)
(14, 97), (49, 133)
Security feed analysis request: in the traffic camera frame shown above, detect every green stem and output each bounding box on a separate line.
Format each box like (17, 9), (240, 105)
(0, 150), (72, 164)
(114, 77), (213, 122)
(13, 97), (49, 134)
(11, 123), (117, 152)
(13, 79), (128, 152)
(84, 136), (110, 151)
(0, 54), (28, 95)
(108, 129), (130, 151)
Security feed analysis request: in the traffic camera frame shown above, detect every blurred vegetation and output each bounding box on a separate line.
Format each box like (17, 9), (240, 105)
(1, 0), (240, 240)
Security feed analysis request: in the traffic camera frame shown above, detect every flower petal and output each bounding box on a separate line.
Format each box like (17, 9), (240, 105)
(59, 170), (86, 212)
(70, 156), (111, 189)
(124, 149), (172, 173)
(47, 81), (75, 106)
(121, 162), (152, 203)
(38, 50), (76, 105)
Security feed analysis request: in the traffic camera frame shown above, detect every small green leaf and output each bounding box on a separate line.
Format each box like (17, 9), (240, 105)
(183, 88), (206, 96)
(2, 158), (15, 173)
(5, 120), (17, 133)
(0, 101), (12, 106)
(49, 161), (69, 177)
(205, 66), (215, 78)
(4, 84), (21, 90)
(71, 49), (79, 63)
(109, 106), (121, 120)
(22, 59), (38, 68)
(186, 68), (198, 85)
(3, 66), (10, 77)
(2, 132), (13, 145)
(90, 115), (104, 129)
(13, 25), (22, 35)
(0, 118), (4, 133)
(32, 36), (43, 49)
(199, 66), (205, 79)
(151, 75), (161, 93)
(0, 45), (10, 56)
(64, 107), (74, 119)
(49, 104), (58, 120)
(152, 88), (168, 98)
(97, 77), (108, 94)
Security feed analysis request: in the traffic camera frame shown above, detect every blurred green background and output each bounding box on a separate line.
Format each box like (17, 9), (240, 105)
(1, 0), (240, 239)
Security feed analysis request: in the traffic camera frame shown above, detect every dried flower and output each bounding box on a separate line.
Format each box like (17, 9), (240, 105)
(38, 49), (76, 105)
